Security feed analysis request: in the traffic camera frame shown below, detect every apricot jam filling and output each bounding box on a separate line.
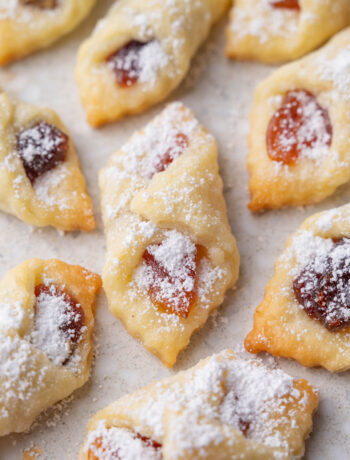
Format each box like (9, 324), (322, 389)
(107, 40), (151, 88)
(17, 121), (69, 184)
(269, 0), (300, 10)
(266, 89), (332, 165)
(20, 0), (58, 8)
(32, 284), (85, 365)
(88, 431), (162, 460)
(147, 132), (189, 179)
(136, 230), (205, 318)
(293, 238), (350, 331)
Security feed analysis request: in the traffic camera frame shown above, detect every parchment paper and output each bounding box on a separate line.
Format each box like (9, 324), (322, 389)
(0, 1), (349, 458)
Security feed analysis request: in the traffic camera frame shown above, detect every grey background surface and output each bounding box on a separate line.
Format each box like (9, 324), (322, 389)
(0, 1), (349, 459)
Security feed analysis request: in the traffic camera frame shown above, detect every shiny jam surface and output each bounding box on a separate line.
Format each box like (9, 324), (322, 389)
(266, 89), (332, 165)
(150, 133), (189, 178)
(17, 121), (69, 184)
(20, 0), (57, 8)
(87, 433), (162, 460)
(142, 242), (204, 318)
(269, 0), (300, 10)
(107, 40), (149, 88)
(35, 284), (85, 361)
(293, 238), (350, 331)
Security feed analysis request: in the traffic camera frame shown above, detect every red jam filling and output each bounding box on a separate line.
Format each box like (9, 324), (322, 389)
(107, 40), (150, 88)
(17, 121), (69, 184)
(293, 238), (350, 331)
(136, 435), (161, 452)
(266, 89), (332, 165)
(149, 133), (189, 178)
(238, 419), (251, 436)
(88, 433), (162, 460)
(20, 0), (57, 8)
(142, 241), (204, 318)
(34, 284), (85, 363)
(269, 0), (300, 10)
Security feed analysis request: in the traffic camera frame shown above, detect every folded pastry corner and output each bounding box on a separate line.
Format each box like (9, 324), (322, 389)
(0, 258), (102, 436)
(0, 92), (95, 231)
(226, 0), (350, 63)
(99, 102), (239, 367)
(245, 203), (350, 372)
(79, 349), (318, 460)
(75, 0), (230, 126)
(247, 27), (350, 211)
(0, 0), (96, 65)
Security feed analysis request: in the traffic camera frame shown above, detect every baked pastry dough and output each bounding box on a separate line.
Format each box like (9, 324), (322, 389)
(79, 349), (318, 460)
(247, 27), (350, 211)
(226, 0), (350, 63)
(0, 92), (95, 231)
(0, 0), (96, 65)
(100, 102), (239, 367)
(75, 0), (230, 127)
(245, 203), (350, 372)
(0, 258), (101, 436)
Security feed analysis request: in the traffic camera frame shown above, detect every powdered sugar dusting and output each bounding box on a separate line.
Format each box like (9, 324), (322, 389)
(230, 0), (299, 44)
(0, 334), (49, 420)
(197, 258), (225, 308)
(107, 40), (170, 88)
(127, 246), (224, 331)
(102, 102), (228, 331)
(0, 300), (25, 332)
(94, 0), (220, 95)
(316, 209), (340, 232)
(283, 230), (334, 275)
(286, 230), (350, 329)
(134, 230), (196, 315)
(282, 92), (331, 160)
(0, 0), (59, 22)
(2, 131), (73, 211)
(121, 102), (200, 179)
(173, 355), (295, 452)
(17, 122), (64, 164)
(316, 45), (350, 98)
(102, 103), (210, 219)
(87, 352), (306, 458)
(34, 163), (71, 210)
(267, 90), (333, 165)
(140, 230), (196, 277)
(137, 41), (169, 84)
(29, 284), (83, 367)
(85, 424), (162, 460)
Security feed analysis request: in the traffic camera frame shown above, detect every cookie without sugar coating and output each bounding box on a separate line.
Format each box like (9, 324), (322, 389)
(79, 350), (318, 460)
(100, 102), (239, 367)
(247, 27), (350, 211)
(0, 258), (102, 436)
(245, 203), (350, 372)
(75, 0), (230, 126)
(0, 0), (96, 65)
(226, 0), (350, 63)
(0, 92), (95, 231)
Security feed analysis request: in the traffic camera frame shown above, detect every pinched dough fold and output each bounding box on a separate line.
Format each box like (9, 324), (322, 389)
(0, 92), (95, 231)
(247, 28), (350, 211)
(100, 103), (239, 367)
(0, 258), (101, 436)
(75, 0), (230, 126)
(245, 203), (350, 372)
(226, 0), (350, 63)
(0, 0), (96, 65)
(80, 350), (318, 460)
